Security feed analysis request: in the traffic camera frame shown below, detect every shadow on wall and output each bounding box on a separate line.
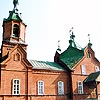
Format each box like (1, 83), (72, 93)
(73, 82), (98, 100)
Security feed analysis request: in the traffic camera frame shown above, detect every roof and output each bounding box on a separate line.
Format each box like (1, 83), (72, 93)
(60, 46), (84, 69)
(29, 60), (66, 71)
(59, 32), (84, 70)
(3, 10), (22, 22)
(1, 52), (9, 63)
(84, 71), (100, 83)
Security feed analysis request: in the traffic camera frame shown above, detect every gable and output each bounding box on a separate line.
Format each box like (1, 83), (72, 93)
(1, 44), (31, 70)
(72, 52), (100, 75)
(59, 44), (100, 73)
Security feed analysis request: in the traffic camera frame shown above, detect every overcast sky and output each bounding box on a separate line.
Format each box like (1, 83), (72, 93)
(0, 0), (100, 61)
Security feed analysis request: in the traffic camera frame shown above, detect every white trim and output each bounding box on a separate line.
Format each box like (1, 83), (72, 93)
(13, 79), (20, 95)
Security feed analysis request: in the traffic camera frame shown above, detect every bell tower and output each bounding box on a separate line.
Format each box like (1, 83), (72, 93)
(1, 0), (27, 57)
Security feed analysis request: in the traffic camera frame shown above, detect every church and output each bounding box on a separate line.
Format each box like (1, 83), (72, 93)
(0, 1), (100, 100)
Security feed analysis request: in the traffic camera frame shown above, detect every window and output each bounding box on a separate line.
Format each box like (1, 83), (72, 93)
(58, 81), (64, 95)
(87, 51), (91, 58)
(95, 66), (99, 72)
(13, 24), (19, 37)
(13, 79), (20, 95)
(14, 53), (20, 61)
(38, 81), (44, 95)
(78, 81), (83, 94)
(81, 65), (86, 75)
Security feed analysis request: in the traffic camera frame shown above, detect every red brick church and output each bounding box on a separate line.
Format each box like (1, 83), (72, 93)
(0, 1), (100, 100)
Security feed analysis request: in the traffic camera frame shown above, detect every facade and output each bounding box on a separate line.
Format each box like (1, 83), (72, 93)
(54, 33), (100, 100)
(0, 1), (100, 100)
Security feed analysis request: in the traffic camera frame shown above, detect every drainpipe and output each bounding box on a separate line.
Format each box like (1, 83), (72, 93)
(96, 81), (98, 99)
(0, 59), (1, 89)
(26, 67), (28, 100)
(69, 72), (73, 100)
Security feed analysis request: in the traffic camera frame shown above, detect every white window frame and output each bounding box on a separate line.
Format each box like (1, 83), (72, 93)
(81, 65), (86, 75)
(78, 81), (83, 94)
(58, 81), (64, 95)
(38, 81), (44, 95)
(95, 66), (99, 72)
(13, 79), (20, 95)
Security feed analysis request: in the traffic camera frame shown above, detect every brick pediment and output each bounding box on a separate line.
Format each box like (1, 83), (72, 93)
(1, 44), (32, 70)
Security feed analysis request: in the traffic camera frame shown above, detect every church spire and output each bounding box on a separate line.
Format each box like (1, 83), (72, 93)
(87, 34), (92, 48)
(13, 0), (19, 12)
(56, 40), (61, 54)
(4, 0), (21, 22)
(57, 40), (61, 51)
(69, 27), (77, 48)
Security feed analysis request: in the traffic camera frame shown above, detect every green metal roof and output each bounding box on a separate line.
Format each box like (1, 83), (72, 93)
(4, 10), (22, 22)
(84, 71), (100, 83)
(60, 46), (84, 69)
(29, 60), (66, 71)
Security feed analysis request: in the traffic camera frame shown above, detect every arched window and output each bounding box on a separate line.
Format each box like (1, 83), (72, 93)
(13, 79), (20, 95)
(14, 53), (20, 61)
(87, 51), (91, 58)
(95, 66), (99, 72)
(78, 81), (83, 94)
(58, 81), (64, 95)
(38, 80), (44, 95)
(81, 65), (86, 75)
(13, 24), (19, 37)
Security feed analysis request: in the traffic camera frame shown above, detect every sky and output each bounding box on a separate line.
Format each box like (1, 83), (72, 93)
(0, 0), (100, 61)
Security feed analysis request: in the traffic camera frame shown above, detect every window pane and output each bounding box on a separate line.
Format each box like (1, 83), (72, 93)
(14, 80), (16, 84)
(17, 91), (19, 94)
(17, 80), (19, 84)
(14, 91), (16, 94)
(17, 85), (19, 90)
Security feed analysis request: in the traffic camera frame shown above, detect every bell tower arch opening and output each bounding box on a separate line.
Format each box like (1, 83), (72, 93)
(13, 24), (19, 37)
